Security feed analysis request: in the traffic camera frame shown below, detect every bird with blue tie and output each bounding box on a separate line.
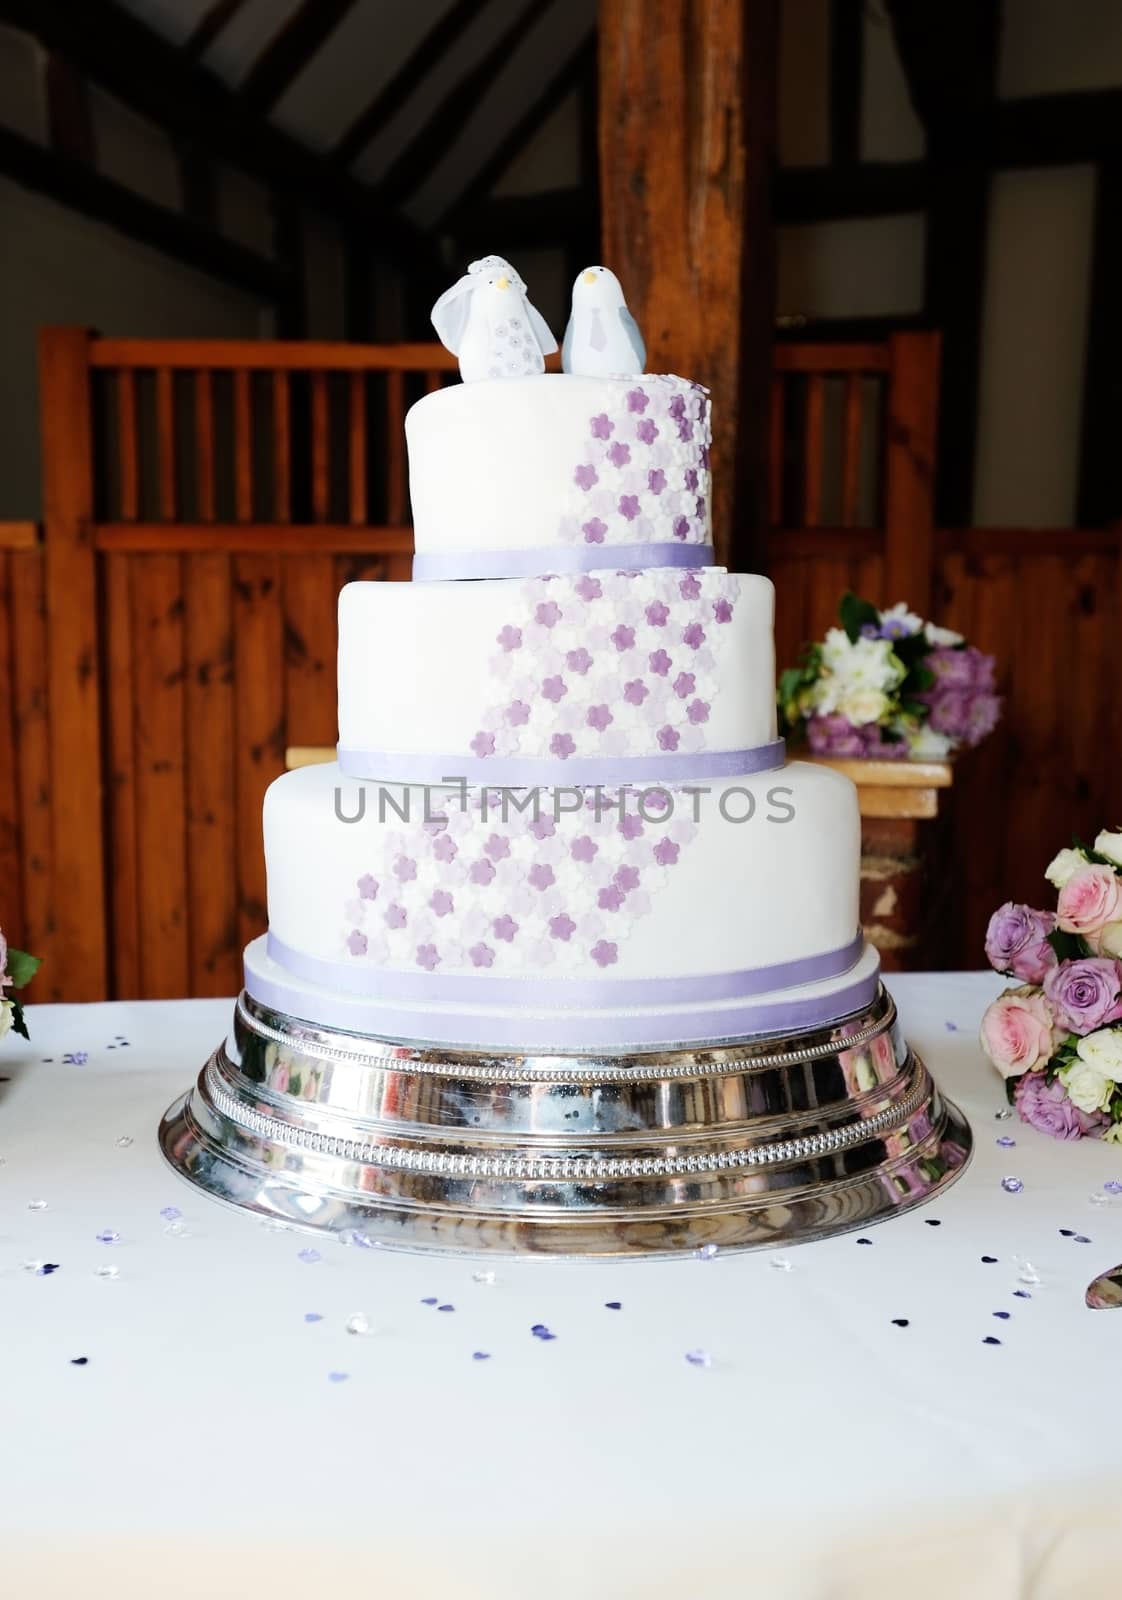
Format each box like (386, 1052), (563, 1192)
(562, 265), (646, 378)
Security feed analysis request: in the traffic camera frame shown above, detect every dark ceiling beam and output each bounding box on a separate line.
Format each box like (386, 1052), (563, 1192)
(0, 0), (434, 271)
(374, 0), (553, 207)
(184, 0), (252, 59)
(829, 0), (863, 165)
(44, 54), (96, 163)
(448, 186), (591, 252)
(440, 33), (596, 234)
(0, 122), (287, 300)
(995, 90), (1122, 167)
(1077, 162), (1122, 526)
(775, 161), (930, 223)
(887, 0), (1000, 528)
(239, 0), (358, 115)
(334, 0), (491, 170)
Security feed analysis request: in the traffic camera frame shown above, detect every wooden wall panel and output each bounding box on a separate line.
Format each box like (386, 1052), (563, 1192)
(233, 557), (285, 954)
(0, 552), (23, 937)
(8, 550), (52, 971)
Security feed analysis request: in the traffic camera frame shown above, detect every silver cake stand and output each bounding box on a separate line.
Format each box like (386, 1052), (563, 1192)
(159, 985), (971, 1257)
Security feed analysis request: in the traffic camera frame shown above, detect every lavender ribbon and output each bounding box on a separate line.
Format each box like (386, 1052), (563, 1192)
(251, 931), (875, 1049)
(337, 738), (786, 785)
(412, 542), (715, 582)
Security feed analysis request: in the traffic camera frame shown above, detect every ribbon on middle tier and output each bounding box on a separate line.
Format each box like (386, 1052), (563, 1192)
(412, 541), (716, 581)
(336, 738), (787, 784)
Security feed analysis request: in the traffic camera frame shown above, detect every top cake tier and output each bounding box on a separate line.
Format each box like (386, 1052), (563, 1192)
(406, 374), (712, 581)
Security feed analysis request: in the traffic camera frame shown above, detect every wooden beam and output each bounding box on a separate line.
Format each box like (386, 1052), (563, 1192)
(272, 195), (306, 338)
(1078, 161), (1122, 527)
(184, 0), (252, 59)
(887, 0), (999, 528)
(0, 123), (288, 301)
(829, 0), (863, 166)
(600, 0), (778, 571)
(240, 0), (358, 115)
(442, 34), (596, 236)
(0, 0), (433, 270)
(375, 0), (552, 207)
(995, 90), (1122, 168)
(94, 524), (415, 555)
(451, 187), (592, 253)
(88, 338), (458, 370)
(176, 141), (218, 225)
(343, 224), (374, 342)
(334, 0), (490, 169)
(44, 53), (96, 163)
(775, 161), (929, 222)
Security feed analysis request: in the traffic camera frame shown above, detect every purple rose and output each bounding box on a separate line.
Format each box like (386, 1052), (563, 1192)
(984, 902), (1057, 983)
(966, 693), (1002, 746)
(1015, 1072), (1107, 1140)
(1042, 957), (1122, 1035)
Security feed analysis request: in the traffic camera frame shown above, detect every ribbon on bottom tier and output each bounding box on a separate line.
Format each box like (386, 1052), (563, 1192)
(412, 541), (716, 582)
(249, 930), (876, 1049)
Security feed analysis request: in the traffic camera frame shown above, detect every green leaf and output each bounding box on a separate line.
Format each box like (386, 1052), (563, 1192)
(1046, 928), (1086, 963)
(839, 591), (880, 644)
(893, 633), (933, 671)
(777, 666), (805, 706)
(5, 949), (40, 990)
(1072, 834), (1120, 870)
(9, 998), (29, 1040)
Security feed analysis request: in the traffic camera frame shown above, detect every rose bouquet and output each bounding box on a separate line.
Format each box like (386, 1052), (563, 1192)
(979, 832), (1122, 1141)
(0, 927), (40, 1042)
(778, 592), (1001, 759)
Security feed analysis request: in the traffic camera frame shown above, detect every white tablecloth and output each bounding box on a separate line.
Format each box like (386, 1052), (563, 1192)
(2, 973), (1121, 1600)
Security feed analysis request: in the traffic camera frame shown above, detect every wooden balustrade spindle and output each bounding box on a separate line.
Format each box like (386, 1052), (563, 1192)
(117, 369), (139, 521)
(156, 368), (176, 521)
(385, 369), (406, 524)
(234, 368), (252, 522)
(841, 374), (863, 528)
(803, 375), (825, 528)
(272, 371), (291, 522)
(349, 371), (367, 526)
(424, 371), (443, 395)
(311, 371), (329, 523)
(195, 371), (216, 522)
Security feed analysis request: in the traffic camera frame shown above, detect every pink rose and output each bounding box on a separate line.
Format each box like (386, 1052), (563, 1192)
(1056, 864), (1122, 942)
(272, 1064), (290, 1095)
(979, 986), (1056, 1078)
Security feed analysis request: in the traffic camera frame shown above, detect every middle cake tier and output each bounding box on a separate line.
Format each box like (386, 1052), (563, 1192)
(338, 567), (779, 782)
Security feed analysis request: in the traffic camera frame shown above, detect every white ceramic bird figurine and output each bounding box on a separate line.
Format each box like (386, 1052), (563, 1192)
(562, 265), (646, 378)
(431, 261), (557, 384)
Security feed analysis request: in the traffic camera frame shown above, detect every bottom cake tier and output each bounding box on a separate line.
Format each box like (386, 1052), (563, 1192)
(158, 985), (972, 1257)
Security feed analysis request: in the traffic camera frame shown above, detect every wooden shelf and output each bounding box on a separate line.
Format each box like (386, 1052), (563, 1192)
(804, 756), (953, 820)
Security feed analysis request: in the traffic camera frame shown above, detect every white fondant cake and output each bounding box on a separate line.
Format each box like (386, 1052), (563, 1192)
(337, 569), (778, 778)
(407, 373), (712, 576)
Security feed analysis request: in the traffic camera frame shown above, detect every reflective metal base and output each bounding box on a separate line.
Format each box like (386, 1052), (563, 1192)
(158, 987), (972, 1257)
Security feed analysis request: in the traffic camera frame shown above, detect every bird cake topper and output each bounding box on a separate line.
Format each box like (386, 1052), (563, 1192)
(562, 265), (646, 378)
(431, 256), (557, 384)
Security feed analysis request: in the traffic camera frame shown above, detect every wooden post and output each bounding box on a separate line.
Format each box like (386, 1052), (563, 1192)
(598, 0), (778, 570)
(882, 331), (940, 613)
(39, 327), (108, 1000)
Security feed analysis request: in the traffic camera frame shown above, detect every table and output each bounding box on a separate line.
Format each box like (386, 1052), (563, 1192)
(3, 974), (1121, 1600)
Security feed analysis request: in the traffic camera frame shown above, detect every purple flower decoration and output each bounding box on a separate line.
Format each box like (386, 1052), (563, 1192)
(608, 442), (632, 468)
(598, 885), (625, 912)
(669, 395), (686, 420)
(493, 915), (518, 943)
(582, 518), (607, 544)
(679, 574), (701, 600)
(469, 943), (495, 969)
(469, 858), (496, 886)
(346, 929), (367, 956)
(682, 623), (705, 650)
(648, 650), (671, 677)
(654, 839), (680, 867)
(550, 732), (576, 760)
(677, 419), (694, 443)
(687, 699), (710, 725)
(623, 678), (650, 705)
(416, 944), (440, 971)
(635, 419), (659, 445)
(542, 675), (568, 703)
(430, 889), (454, 918)
(566, 647), (593, 675)
(590, 412), (614, 439)
(647, 469), (666, 495)
(587, 704), (613, 732)
(1015, 1073), (1108, 1140)
(357, 873), (378, 900)
(530, 815), (556, 840)
(672, 671), (696, 700)
(591, 940), (619, 968)
(713, 599), (733, 624)
(484, 833), (511, 861)
(549, 913), (576, 942)
(1043, 958), (1122, 1035)
(615, 865), (641, 892)
(497, 625), (522, 652)
(645, 601), (669, 628)
(984, 903), (1057, 983)
(611, 625), (636, 652)
(571, 835), (598, 862)
(619, 814), (644, 841)
(385, 903), (407, 930)
(470, 731), (495, 759)
(672, 516), (690, 541)
(432, 833), (457, 862)
(535, 600), (561, 629)
(528, 864), (555, 891)
(574, 464), (598, 491)
(626, 388), (649, 413)
(575, 576), (603, 601)
(506, 699), (531, 726)
(657, 726), (680, 752)
(394, 854), (417, 883)
(619, 494), (641, 521)
(684, 468), (699, 492)
(695, 496), (706, 519)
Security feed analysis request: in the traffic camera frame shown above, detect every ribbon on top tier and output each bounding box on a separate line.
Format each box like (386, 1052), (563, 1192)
(412, 542), (716, 582)
(336, 738), (786, 785)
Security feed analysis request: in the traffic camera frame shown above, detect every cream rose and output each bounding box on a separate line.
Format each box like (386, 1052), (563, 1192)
(1056, 865), (1122, 939)
(1060, 1060), (1114, 1115)
(1045, 848), (1087, 890)
(1104, 1123), (1122, 1144)
(1094, 830), (1122, 867)
(1099, 923), (1122, 959)
(978, 986), (1055, 1078)
(1074, 1026), (1122, 1081)
(924, 620), (965, 648)
(838, 688), (890, 726)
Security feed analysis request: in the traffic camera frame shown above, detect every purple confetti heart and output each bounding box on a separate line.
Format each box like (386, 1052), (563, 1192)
(327, 1371), (349, 1384)
(1013, 1289), (1032, 1299)
(297, 1248), (322, 1265)
(924, 1219), (942, 1227)
(981, 1256), (998, 1264)
(304, 1313), (323, 1324)
(472, 1351), (492, 1362)
(438, 1303), (455, 1313)
(993, 1311), (1011, 1320)
(856, 1237), (873, 1245)
(891, 1318), (909, 1327)
(605, 1301), (622, 1310)
(420, 1297), (438, 1306)
(982, 1336), (1002, 1346)
(70, 1357), (89, 1366)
